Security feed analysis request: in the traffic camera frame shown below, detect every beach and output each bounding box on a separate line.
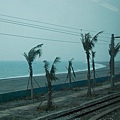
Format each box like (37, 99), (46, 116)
(0, 61), (120, 94)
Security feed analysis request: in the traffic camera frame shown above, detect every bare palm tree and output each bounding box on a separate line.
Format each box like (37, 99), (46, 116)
(81, 31), (103, 96)
(23, 44), (43, 100)
(109, 42), (120, 89)
(66, 58), (76, 90)
(43, 57), (60, 109)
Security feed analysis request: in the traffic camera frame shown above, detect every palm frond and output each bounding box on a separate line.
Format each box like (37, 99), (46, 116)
(85, 33), (90, 40)
(50, 65), (58, 81)
(114, 43), (120, 57)
(30, 44), (43, 52)
(23, 52), (28, 60)
(90, 41), (94, 49)
(109, 43), (120, 57)
(23, 52), (29, 63)
(32, 49), (41, 62)
(53, 57), (61, 64)
(81, 33), (93, 52)
(43, 60), (50, 79)
(50, 57), (60, 81)
(34, 44), (43, 49)
(28, 44), (43, 63)
(43, 60), (49, 70)
(70, 58), (74, 62)
(81, 33), (86, 50)
(81, 33), (84, 39)
(81, 32), (102, 53)
(50, 65), (56, 74)
(92, 31), (103, 42)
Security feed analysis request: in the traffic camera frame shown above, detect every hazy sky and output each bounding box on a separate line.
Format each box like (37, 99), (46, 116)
(0, 0), (120, 61)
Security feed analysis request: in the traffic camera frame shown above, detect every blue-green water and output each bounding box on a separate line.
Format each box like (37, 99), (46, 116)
(0, 61), (105, 79)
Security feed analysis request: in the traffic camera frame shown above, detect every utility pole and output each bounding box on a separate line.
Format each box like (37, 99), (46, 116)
(111, 34), (115, 89)
(110, 34), (120, 89)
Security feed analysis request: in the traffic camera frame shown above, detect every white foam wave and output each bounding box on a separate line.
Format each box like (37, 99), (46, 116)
(0, 63), (106, 80)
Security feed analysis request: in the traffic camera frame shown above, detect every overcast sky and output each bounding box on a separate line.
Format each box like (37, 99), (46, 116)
(0, 0), (120, 61)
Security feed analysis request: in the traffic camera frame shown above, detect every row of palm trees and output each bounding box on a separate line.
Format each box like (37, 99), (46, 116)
(23, 44), (61, 108)
(81, 32), (120, 96)
(23, 31), (120, 109)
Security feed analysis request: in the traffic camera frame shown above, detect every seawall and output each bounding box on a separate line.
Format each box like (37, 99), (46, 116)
(0, 74), (120, 103)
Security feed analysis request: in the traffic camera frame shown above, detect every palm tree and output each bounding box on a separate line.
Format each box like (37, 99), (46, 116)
(23, 44), (43, 100)
(66, 58), (76, 90)
(109, 42), (120, 89)
(81, 31), (103, 96)
(91, 51), (96, 85)
(43, 57), (60, 109)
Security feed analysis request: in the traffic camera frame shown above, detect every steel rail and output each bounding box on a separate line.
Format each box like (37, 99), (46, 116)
(50, 92), (120, 120)
(72, 95), (120, 119)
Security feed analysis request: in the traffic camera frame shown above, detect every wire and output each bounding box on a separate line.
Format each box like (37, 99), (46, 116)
(0, 13), (108, 34)
(0, 32), (81, 44)
(0, 13), (114, 36)
(0, 13), (83, 31)
(0, 17), (111, 42)
(0, 32), (110, 46)
(0, 18), (80, 36)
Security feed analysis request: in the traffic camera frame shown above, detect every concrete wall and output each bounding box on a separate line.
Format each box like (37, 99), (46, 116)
(0, 75), (119, 103)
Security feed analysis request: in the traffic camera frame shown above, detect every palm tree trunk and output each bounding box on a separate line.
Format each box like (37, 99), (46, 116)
(87, 53), (91, 96)
(29, 64), (34, 100)
(68, 68), (72, 90)
(47, 78), (52, 109)
(92, 59), (96, 85)
(110, 57), (115, 89)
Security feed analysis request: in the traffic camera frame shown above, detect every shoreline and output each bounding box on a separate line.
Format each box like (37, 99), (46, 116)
(0, 61), (106, 80)
(0, 61), (119, 94)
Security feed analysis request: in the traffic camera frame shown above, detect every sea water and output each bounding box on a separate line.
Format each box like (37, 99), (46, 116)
(0, 61), (105, 79)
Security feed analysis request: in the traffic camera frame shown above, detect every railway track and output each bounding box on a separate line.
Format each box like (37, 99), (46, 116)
(48, 92), (120, 120)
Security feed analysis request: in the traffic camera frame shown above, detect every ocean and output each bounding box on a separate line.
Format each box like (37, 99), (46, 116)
(0, 61), (105, 79)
